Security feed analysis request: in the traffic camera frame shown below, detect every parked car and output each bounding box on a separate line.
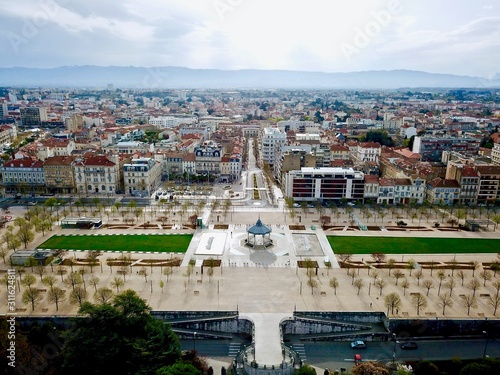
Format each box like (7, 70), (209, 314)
(400, 341), (418, 350)
(350, 340), (366, 349)
(354, 353), (362, 365)
(293, 203), (301, 208)
(306, 203), (315, 208)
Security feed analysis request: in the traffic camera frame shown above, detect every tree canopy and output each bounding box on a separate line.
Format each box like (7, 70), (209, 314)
(361, 130), (395, 147)
(60, 290), (181, 375)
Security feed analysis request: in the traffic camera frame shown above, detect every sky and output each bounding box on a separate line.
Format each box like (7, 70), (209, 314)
(0, 0), (499, 78)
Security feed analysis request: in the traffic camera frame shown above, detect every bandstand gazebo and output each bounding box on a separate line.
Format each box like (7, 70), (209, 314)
(246, 218), (273, 248)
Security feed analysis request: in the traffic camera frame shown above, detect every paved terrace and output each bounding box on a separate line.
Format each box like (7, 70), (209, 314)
(1, 207), (500, 370)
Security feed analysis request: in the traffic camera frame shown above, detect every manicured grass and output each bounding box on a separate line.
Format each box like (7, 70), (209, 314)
(328, 236), (500, 255)
(38, 234), (193, 253)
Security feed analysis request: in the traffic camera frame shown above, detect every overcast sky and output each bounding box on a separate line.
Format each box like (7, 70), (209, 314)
(1, 0), (499, 78)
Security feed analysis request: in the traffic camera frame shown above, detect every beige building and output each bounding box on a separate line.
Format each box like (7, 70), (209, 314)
(43, 156), (77, 194)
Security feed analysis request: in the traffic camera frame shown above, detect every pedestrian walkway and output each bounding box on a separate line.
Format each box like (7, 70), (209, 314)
(240, 313), (290, 367)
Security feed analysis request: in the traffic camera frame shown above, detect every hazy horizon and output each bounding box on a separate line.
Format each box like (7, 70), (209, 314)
(1, 1), (499, 78)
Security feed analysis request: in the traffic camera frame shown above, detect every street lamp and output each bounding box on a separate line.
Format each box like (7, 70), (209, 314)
(392, 333), (399, 364)
(483, 331), (489, 358)
(193, 331), (197, 352)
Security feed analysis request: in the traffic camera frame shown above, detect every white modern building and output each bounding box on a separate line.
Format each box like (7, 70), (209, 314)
(261, 127), (286, 167)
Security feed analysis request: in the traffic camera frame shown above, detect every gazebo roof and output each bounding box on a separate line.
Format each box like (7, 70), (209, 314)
(247, 218), (271, 235)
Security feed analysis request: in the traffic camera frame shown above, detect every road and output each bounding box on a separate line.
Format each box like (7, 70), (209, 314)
(182, 337), (500, 372)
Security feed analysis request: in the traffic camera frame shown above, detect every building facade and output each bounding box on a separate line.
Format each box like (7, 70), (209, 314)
(123, 157), (162, 196)
(284, 167), (365, 202)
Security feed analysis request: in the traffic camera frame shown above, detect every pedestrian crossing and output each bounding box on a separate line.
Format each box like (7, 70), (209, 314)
(292, 343), (306, 361)
(228, 342), (242, 357)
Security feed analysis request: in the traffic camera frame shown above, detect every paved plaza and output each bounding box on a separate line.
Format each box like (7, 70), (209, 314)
(1, 205), (499, 372)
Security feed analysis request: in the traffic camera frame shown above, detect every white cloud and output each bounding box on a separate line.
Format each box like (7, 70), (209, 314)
(0, 0), (499, 77)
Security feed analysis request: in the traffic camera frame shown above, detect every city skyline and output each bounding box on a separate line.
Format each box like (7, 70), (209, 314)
(0, 1), (499, 79)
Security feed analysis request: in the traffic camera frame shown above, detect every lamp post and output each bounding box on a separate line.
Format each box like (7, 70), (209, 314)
(483, 331), (489, 358)
(392, 333), (398, 364)
(193, 331), (197, 352)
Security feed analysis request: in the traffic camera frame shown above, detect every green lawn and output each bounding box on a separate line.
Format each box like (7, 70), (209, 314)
(327, 236), (500, 255)
(38, 234), (193, 253)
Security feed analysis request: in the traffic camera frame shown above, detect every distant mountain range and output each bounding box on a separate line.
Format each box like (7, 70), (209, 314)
(0, 66), (499, 89)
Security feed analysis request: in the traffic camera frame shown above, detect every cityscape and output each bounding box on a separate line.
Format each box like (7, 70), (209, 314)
(1, 1), (500, 375)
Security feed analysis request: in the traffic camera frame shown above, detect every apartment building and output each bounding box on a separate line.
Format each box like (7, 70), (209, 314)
(261, 127), (286, 167)
(377, 178), (395, 205)
(274, 148), (316, 185)
(74, 155), (121, 195)
(20, 107), (48, 127)
(330, 144), (351, 161)
(123, 157), (162, 196)
(475, 165), (500, 204)
(148, 115), (197, 129)
(412, 135), (481, 162)
(426, 178), (460, 205)
(0, 158), (45, 194)
(363, 175), (379, 201)
(43, 156), (77, 194)
(492, 143), (500, 166)
(283, 167), (365, 202)
(36, 138), (76, 161)
(0, 124), (17, 145)
(446, 162), (479, 205)
(194, 141), (222, 177)
(350, 142), (382, 163)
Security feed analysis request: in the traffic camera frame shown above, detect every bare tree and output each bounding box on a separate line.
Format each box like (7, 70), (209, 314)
(480, 270), (492, 287)
(329, 277), (339, 295)
(353, 279), (365, 295)
(138, 266), (148, 282)
(34, 265), (46, 282)
(470, 261), (479, 277)
(371, 269), (379, 285)
(468, 278), (481, 296)
(448, 258), (458, 277)
(445, 278), (456, 297)
(42, 275), (57, 292)
(457, 270), (466, 286)
(86, 250), (102, 273)
(338, 254), (352, 273)
(48, 287), (65, 311)
(88, 276), (100, 292)
(406, 259), (416, 276)
(348, 269), (356, 285)
(22, 288), (42, 311)
(438, 295), (453, 315)
(164, 266), (173, 282)
(69, 285), (88, 307)
(376, 279), (387, 296)
(94, 287), (114, 304)
(411, 292), (427, 315)
(460, 294), (478, 316)
(0, 246), (8, 263)
(492, 280), (500, 297)
(21, 274), (37, 291)
(437, 270), (446, 296)
(413, 269), (423, 286)
(387, 258), (396, 276)
(401, 279), (410, 296)
(488, 294), (500, 316)
(307, 278), (318, 295)
(64, 271), (82, 292)
(56, 266), (66, 282)
(384, 292), (402, 315)
(393, 270), (405, 286)
(110, 276), (124, 293)
(422, 279), (435, 296)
